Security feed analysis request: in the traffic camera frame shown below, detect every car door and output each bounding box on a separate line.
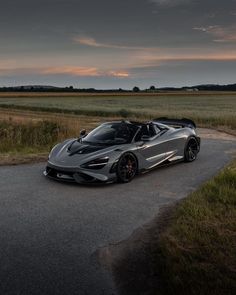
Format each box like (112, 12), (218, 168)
(135, 124), (168, 169)
(165, 129), (187, 161)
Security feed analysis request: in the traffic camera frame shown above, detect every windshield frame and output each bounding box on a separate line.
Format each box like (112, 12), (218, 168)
(82, 122), (140, 145)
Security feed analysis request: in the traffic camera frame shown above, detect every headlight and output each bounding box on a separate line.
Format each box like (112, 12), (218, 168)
(81, 157), (109, 169)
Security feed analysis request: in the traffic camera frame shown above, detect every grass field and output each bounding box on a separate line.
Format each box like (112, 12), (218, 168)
(0, 92), (235, 163)
(0, 92), (235, 131)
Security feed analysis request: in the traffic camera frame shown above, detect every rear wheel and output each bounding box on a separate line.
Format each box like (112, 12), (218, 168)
(117, 153), (138, 183)
(184, 137), (199, 162)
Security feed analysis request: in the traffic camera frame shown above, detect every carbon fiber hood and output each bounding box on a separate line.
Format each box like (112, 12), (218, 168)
(67, 140), (107, 155)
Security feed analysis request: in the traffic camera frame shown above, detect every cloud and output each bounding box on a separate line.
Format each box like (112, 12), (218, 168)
(133, 49), (236, 69)
(109, 71), (130, 78)
(193, 25), (236, 42)
(42, 67), (130, 78)
(73, 36), (146, 50)
(149, 0), (191, 6)
(0, 66), (130, 79)
(74, 36), (129, 49)
(74, 37), (109, 48)
(193, 26), (216, 32)
(41, 66), (100, 76)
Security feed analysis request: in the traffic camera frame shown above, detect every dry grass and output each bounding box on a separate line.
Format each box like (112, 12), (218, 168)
(0, 92), (235, 164)
(0, 108), (108, 131)
(0, 109), (116, 164)
(1, 91), (236, 98)
(0, 116), (103, 152)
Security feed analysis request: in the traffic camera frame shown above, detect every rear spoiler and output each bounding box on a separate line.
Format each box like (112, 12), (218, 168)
(153, 117), (196, 129)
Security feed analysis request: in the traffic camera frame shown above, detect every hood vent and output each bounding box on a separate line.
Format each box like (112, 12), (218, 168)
(68, 142), (106, 156)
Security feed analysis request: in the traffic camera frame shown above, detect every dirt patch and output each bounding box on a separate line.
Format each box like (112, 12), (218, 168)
(198, 128), (236, 140)
(97, 205), (175, 295)
(0, 153), (48, 166)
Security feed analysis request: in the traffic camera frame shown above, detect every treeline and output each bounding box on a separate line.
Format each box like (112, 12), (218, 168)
(185, 84), (236, 91)
(0, 86), (131, 93)
(0, 83), (236, 92)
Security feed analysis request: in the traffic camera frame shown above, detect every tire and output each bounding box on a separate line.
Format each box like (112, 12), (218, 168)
(116, 153), (138, 183)
(184, 137), (199, 162)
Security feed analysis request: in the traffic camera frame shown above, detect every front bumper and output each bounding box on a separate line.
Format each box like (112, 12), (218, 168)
(44, 162), (116, 184)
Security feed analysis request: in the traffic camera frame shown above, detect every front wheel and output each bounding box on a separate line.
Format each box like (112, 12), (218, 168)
(116, 153), (138, 183)
(184, 137), (199, 162)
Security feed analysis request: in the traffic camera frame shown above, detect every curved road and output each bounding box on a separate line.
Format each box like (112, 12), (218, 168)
(0, 130), (235, 294)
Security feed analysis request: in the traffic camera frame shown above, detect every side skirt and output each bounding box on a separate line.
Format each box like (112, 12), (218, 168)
(138, 157), (184, 174)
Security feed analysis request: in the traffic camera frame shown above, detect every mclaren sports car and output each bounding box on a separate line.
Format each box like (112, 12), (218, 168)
(44, 118), (200, 184)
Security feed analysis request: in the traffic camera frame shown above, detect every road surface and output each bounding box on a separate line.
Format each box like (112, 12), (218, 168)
(0, 130), (235, 294)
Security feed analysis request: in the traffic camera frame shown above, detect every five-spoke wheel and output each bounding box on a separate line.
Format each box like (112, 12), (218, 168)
(185, 137), (199, 162)
(116, 153), (138, 183)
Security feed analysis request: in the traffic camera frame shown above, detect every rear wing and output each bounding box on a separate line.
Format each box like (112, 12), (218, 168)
(153, 117), (196, 129)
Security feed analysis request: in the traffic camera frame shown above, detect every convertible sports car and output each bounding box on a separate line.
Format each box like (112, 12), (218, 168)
(44, 118), (200, 184)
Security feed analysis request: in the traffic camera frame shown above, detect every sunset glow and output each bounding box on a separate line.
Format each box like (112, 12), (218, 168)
(0, 0), (236, 88)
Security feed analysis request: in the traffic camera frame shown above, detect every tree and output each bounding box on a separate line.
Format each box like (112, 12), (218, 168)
(133, 86), (140, 92)
(149, 85), (156, 91)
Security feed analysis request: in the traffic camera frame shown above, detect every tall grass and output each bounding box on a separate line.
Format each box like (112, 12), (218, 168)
(0, 111), (113, 155)
(1, 104), (236, 131)
(0, 120), (68, 153)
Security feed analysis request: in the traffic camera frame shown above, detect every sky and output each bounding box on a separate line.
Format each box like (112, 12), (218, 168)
(0, 0), (236, 89)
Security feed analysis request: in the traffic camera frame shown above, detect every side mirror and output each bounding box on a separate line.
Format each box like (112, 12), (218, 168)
(141, 135), (150, 141)
(80, 129), (87, 137)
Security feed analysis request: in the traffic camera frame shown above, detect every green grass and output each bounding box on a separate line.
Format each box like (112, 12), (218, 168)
(153, 160), (236, 295)
(0, 93), (235, 130)
(0, 104), (134, 119)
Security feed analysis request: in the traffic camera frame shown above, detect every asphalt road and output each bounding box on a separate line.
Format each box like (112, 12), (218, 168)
(0, 132), (235, 295)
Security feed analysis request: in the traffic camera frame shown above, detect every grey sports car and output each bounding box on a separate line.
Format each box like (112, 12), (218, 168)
(44, 118), (200, 184)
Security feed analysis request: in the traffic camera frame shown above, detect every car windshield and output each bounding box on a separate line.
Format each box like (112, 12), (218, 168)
(83, 122), (139, 145)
